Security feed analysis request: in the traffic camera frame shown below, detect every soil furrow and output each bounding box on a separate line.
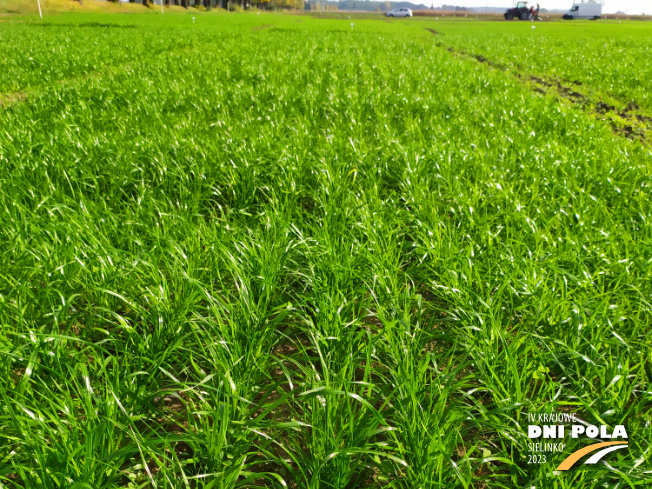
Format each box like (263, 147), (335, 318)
(427, 29), (652, 145)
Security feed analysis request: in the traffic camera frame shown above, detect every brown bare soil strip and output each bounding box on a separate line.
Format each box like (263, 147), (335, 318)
(523, 75), (649, 142)
(0, 91), (27, 107)
(252, 24), (273, 31)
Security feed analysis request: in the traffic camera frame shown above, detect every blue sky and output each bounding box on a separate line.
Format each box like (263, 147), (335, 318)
(432, 0), (649, 14)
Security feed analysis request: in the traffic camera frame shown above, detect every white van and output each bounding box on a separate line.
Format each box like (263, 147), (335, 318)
(563, 1), (602, 20)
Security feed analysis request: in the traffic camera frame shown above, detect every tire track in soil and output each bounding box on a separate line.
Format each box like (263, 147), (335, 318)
(428, 29), (652, 145)
(0, 92), (27, 108)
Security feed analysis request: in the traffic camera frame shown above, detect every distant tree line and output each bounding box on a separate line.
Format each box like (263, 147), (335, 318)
(304, 0), (427, 11)
(439, 4), (468, 10)
(113, 0), (301, 10)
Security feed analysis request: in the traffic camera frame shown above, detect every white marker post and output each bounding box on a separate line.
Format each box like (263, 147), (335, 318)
(36, 0), (43, 19)
(160, 0), (164, 14)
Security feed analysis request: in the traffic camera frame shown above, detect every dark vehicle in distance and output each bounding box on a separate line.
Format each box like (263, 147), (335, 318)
(504, 1), (532, 20)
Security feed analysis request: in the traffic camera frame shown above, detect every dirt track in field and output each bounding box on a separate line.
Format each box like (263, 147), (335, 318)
(428, 28), (652, 145)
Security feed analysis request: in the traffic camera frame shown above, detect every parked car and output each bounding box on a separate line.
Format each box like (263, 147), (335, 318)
(385, 8), (413, 17)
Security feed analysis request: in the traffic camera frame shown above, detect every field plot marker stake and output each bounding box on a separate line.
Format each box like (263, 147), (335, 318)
(36, 0), (42, 18)
(160, 0), (163, 14)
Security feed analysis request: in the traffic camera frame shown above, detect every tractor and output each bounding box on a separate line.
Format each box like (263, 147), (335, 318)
(504, 1), (532, 20)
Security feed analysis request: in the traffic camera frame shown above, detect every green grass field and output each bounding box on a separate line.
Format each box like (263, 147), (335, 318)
(1, 11), (651, 489)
